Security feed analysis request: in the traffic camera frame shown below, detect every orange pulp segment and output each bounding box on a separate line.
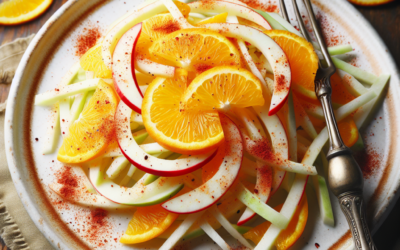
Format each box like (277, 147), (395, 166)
(149, 28), (241, 74)
(265, 30), (319, 100)
(57, 80), (118, 163)
(80, 44), (112, 79)
(182, 66), (264, 112)
(196, 12), (228, 25)
(120, 204), (178, 244)
(338, 116), (359, 147)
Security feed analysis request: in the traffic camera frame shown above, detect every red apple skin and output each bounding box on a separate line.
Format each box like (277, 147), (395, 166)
(112, 23), (143, 114)
(162, 114), (244, 214)
(118, 139), (218, 177)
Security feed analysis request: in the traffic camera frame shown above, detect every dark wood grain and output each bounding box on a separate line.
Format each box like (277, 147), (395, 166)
(353, 3), (400, 250)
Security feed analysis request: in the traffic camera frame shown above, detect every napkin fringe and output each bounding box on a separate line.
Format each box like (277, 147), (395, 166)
(0, 202), (29, 250)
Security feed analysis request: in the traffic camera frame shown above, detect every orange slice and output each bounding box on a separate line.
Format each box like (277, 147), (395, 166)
(142, 69), (223, 155)
(265, 30), (319, 100)
(182, 66), (264, 112)
(338, 116), (359, 147)
(244, 196), (308, 249)
(80, 44), (112, 79)
(149, 28), (241, 74)
(196, 12), (228, 25)
(347, 0), (394, 6)
(120, 204), (178, 244)
(331, 73), (355, 105)
(57, 80), (118, 163)
(0, 0), (52, 25)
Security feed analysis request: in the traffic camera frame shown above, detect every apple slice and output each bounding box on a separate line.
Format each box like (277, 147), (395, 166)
(162, 114), (243, 214)
(202, 23), (291, 116)
(89, 159), (185, 206)
(115, 101), (217, 176)
(189, 0), (272, 30)
(112, 23), (144, 114)
(49, 165), (131, 209)
(135, 57), (175, 78)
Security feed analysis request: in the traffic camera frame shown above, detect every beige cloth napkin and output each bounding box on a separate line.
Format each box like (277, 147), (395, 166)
(0, 37), (54, 249)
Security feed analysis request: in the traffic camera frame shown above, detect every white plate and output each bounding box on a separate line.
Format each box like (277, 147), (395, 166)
(4, 0), (400, 249)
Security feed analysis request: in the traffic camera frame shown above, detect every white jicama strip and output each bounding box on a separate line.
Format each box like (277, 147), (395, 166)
(188, 12), (207, 19)
(301, 100), (325, 120)
(312, 174), (335, 227)
(35, 78), (112, 106)
(199, 221), (230, 250)
(287, 91), (297, 161)
(161, 0), (192, 28)
(131, 112), (143, 124)
(292, 93), (318, 139)
(354, 74), (390, 129)
(235, 182), (289, 229)
(139, 143), (170, 155)
(120, 165), (137, 186)
(85, 71), (95, 80)
(190, 1), (272, 30)
(331, 57), (379, 85)
(102, 0), (169, 68)
(135, 58), (175, 78)
(327, 45), (353, 55)
(335, 90), (376, 120)
(59, 98), (71, 138)
(106, 156), (130, 179)
(337, 69), (368, 96)
(267, 12), (303, 37)
(83, 90), (94, 109)
(70, 92), (89, 124)
(159, 211), (205, 250)
(42, 104), (60, 154)
(209, 206), (254, 249)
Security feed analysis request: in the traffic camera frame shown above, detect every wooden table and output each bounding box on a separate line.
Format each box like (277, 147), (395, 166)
(0, 0), (399, 249)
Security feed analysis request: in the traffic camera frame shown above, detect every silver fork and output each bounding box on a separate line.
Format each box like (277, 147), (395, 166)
(279, 0), (377, 249)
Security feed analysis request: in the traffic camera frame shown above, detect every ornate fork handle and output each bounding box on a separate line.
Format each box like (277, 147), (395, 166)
(316, 77), (377, 250)
(340, 192), (377, 250)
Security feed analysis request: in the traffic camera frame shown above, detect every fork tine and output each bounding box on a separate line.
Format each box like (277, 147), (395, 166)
(278, 0), (290, 22)
(302, 0), (336, 73)
(291, 0), (311, 42)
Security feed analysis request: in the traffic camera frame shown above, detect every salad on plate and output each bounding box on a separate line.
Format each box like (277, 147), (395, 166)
(34, 0), (390, 249)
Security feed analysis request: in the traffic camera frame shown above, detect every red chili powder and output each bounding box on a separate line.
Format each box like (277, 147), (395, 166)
(74, 25), (102, 57)
(256, 165), (272, 195)
(56, 166), (79, 199)
(315, 243), (320, 248)
(152, 19), (181, 35)
(275, 74), (288, 93)
(239, 0), (278, 13)
(248, 138), (275, 162)
(315, 12), (344, 47)
(353, 147), (382, 179)
(194, 64), (213, 73)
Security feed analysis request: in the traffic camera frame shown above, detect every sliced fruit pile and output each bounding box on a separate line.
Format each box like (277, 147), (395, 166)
(34, 0), (390, 249)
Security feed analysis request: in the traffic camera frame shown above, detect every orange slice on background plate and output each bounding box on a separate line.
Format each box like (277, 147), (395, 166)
(244, 195), (308, 249)
(57, 80), (118, 163)
(264, 30), (319, 101)
(149, 28), (241, 75)
(80, 44), (112, 79)
(120, 204), (178, 244)
(347, 0), (394, 6)
(0, 0), (53, 25)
